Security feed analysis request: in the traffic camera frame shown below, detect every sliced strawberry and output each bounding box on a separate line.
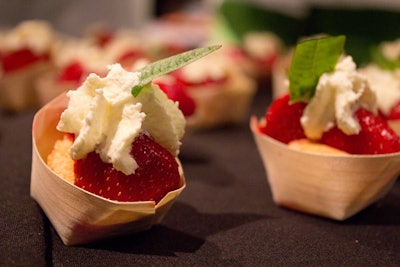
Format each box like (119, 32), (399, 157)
(155, 78), (196, 117)
(387, 101), (400, 120)
(260, 93), (307, 144)
(1, 48), (49, 73)
(321, 108), (400, 154)
(74, 132), (181, 203)
(57, 61), (85, 83)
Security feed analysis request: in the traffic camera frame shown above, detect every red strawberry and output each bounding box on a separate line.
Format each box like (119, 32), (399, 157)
(321, 108), (400, 154)
(387, 101), (400, 120)
(1, 48), (49, 73)
(74, 132), (181, 203)
(57, 61), (85, 83)
(155, 78), (196, 117)
(260, 93), (307, 144)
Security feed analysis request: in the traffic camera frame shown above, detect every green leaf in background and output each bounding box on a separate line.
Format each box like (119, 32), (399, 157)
(132, 45), (221, 97)
(218, 0), (304, 46)
(288, 35), (346, 103)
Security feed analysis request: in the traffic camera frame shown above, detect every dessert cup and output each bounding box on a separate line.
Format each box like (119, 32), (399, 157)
(250, 117), (400, 220)
(31, 92), (186, 245)
(0, 62), (50, 111)
(185, 65), (256, 130)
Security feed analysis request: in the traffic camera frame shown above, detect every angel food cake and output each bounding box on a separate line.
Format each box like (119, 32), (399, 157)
(251, 36), (400, 220)
(31, 46), (220, 245)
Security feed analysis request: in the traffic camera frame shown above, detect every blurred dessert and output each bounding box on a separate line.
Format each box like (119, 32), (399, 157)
(240, 31), (282, 88)
(251, 36), (400, 220)
(35, 29), (149, 106)
(156, 47), (256, 129)
(35, 38), (107, 106)
(0, 20), (56, 111)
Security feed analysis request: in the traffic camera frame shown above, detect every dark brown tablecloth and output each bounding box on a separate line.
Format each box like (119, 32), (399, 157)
(1, 88), (399, 266)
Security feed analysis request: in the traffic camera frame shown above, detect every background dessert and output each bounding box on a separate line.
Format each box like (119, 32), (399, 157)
(0, 20), (56, 111)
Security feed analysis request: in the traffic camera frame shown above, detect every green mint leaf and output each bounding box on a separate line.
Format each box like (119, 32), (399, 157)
(288, 35), (346, 103)
(132, 45), (221, 97)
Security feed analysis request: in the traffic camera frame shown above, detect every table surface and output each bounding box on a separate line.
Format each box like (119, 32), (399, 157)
(1, 87), (399, 266)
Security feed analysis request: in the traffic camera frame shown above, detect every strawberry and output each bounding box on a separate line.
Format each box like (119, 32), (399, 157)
(320, 108), (400, 154)
(74, 132), (181, 203)
(155, 78), (196, 116)
(260, 93), (307, 144)
(1, 48), (49, 73)
(57, 61), (85, 83)
(387, 101), (400, 120)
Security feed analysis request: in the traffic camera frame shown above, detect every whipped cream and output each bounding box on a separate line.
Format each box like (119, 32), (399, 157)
(0, 20), (54, 54)
(300, 56), (377, 140)
(57, 63), (185, 175)
(360, 65), (400, 116)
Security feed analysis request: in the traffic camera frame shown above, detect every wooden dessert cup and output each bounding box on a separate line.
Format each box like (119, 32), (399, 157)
(250, 117), (400, 220)
(31, 92), (186, 245)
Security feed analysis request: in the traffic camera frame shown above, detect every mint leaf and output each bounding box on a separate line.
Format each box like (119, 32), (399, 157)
(132, 45), (221, 97)
(288, 35), (346, 103)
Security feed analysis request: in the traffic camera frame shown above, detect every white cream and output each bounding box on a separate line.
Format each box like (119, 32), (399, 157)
(359, 65), (400, 116)
(300, 56), (377, 140)
(57, 63), (185, 175)
(0, 20), (54, 55)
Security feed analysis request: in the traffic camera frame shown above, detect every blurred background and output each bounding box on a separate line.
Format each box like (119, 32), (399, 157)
(0, 0), (399, 112)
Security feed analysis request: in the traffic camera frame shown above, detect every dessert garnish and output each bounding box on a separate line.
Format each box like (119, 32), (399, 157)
(288, 35), (345, 103)
(132, 45), (221, 96)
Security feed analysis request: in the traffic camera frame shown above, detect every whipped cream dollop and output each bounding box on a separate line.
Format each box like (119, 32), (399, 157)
(360, 65), (400, 116)
(57, 63), (185, 175)
(300, 56), (377, 140)
(0, 20), (54, 54)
